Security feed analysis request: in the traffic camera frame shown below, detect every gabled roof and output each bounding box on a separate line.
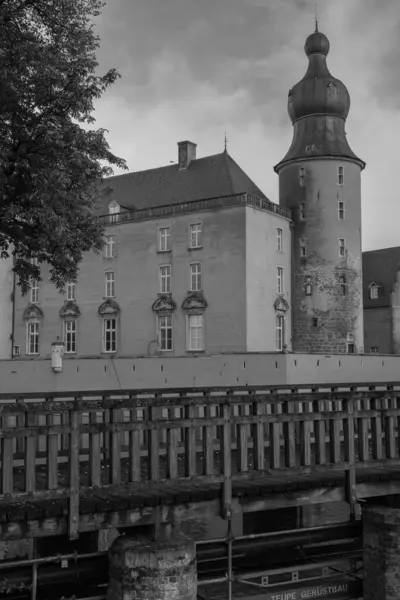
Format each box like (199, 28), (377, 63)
(99, 151), (267, 214)
(363, 246), (400, 308)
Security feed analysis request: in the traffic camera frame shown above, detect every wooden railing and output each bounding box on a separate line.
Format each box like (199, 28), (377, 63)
(1, 384), (400, 538)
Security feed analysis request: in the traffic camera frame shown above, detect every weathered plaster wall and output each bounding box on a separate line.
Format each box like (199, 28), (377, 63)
(279, 158), (363, 353)
(1, 353), (400, 395)
(364, 307), (392, 354)
(0, 257), (13, 359)
(13, 206), (247, 358)
(245, 207), (292, 351)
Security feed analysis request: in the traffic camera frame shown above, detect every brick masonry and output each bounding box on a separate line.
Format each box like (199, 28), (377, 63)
(363, 504), (400, 600)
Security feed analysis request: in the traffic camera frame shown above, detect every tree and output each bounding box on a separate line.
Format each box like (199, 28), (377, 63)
(0, 0), (127, 293)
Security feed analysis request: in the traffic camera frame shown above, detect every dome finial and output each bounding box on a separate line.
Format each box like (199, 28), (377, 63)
(315, 0), (319, 32)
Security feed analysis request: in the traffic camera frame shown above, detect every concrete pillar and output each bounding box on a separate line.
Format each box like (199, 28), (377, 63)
(363, 503), (400, 600)
(107, 533), (196, 600)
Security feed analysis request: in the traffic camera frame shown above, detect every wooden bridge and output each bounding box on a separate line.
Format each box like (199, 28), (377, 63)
(1, 382), (400, 542)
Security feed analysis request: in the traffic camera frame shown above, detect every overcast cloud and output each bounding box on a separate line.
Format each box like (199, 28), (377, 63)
(93, 0), (400, 251)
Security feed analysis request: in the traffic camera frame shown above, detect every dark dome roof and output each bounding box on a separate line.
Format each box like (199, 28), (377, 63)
(288, 30), (350, 124)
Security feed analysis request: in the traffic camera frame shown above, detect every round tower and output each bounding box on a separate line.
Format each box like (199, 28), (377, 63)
(274, 27), (365, 354)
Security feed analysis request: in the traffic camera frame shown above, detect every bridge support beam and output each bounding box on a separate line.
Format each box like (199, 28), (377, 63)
(363, 502), (400, 600)
(107, 532), (197, 600)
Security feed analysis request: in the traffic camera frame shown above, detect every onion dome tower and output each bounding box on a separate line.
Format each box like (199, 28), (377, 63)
(274, 26), (365, 354)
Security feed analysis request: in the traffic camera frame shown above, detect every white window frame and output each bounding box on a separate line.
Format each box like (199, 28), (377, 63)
(338, 166), (344, 186)
(187, 314), (204, 352)
(339, 238), (345, 257)
(30, 279), (39, 304)
(277, 267), (283, 294)
(299, 238), (307, 257)
(105, 235), (115, 258)
(370, 346), (379, 354)
(338, 201), (345, 220)
(276, 315), (284, 351)
(190, 262), (202, 292)
(66, 282), (76, 301)
(158, 314), (173, 351)
(159, 265), (171, 294)
(300, 202), (306, 220)
(370, 285), (379, 299)
(102, 318), (117, 353)
(190, 223), (202, 248)
(108, 201), (120, 224)
(299, 167), (306, 187)
(159, 227), (171, 252)
(26, 320), (39, 355)
(105, 271), (115, 298)
(276, 228), (283, 252)
(64, 319), (76, 353)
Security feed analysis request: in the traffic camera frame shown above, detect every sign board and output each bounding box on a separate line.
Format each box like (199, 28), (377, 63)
(243, 577), (362, 600)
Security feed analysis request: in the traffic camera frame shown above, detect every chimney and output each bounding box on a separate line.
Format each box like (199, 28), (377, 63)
(178, 141), (197, 169)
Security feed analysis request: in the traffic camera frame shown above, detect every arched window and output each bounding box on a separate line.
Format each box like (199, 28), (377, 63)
(98, 299), (120, 354)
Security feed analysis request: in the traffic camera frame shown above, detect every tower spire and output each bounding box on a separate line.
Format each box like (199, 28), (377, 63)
(315, 0), (319, 32)
(224, 132), (228, 153)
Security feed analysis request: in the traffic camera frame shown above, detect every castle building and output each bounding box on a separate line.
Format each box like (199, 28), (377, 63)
(7, 27), (370, 360)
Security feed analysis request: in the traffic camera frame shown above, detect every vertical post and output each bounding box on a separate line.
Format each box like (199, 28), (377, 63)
(69, 407), (80, 540)
(344, 394), (357, 520)
(252, 399), (264, 471)
(89, 410), (101, 487)
(221, 402), (232, 520)
(203, 402), (214, 476)
(148, 404), (159, 482)
(1, 413), (14, 494)
(25, 411), (37, 493)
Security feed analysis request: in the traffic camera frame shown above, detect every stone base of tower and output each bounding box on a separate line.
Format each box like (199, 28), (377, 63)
(363, 500), (400, 600)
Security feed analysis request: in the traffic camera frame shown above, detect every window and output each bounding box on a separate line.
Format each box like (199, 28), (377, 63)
(347, 343), (355, 354)
(313, 317), (320, 328)
(338, 201), (345, 220)
(108, 201), (120, 224)
(66, 282), (76, 301)
(64, 320), (76, 353)
(276, 315), (284, 351)
(159, 265), (171, 294)
(190, 263), (202, 291)
(190, 223), (202, 248)
(370, 285), (380, 299)
(339, 275), (346, 295)
(103, 318), (117, 353)
(27, 322), (39, 355)
(105, 272), (115, 297)
(299, 167), (306, 187)
(30, 279), (39, 304)
(299, 238), (307, 257)
(339, 239), (345, 257)
(300, 202), (306, 220)
(338, 166), (344, 185)
(187, 314), (204, 351)
(105, 235), (115, 258)
(371, 346), (379, 354)
(277, 267), (283, 294)
(159, 227), (171, 251)
(276, 228), (283, 252)
(158, 315), (173, 351)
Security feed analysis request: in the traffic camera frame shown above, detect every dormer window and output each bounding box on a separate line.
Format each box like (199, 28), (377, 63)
(369, 283), (381, 299)
(108, 201), (120, 224)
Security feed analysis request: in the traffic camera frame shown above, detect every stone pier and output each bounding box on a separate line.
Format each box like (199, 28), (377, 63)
(107, 532), (196, 600)
(363, 501), (400, 600)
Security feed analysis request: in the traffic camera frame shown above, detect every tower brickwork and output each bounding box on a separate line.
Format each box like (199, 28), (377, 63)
(274, 29), (365, 353)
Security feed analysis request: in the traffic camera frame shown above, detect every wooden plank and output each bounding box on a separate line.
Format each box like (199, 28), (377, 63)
(110, 409), (122, 485)
(24, 412), (37, 493)
(252, 400), (264, 471)
(1, 416), (14, 494)
(89, 411), (101, 487)
(269, 401), (281, 469)
(185, 403), (197, 478)
(329, 400), (341, 464)
(69, 408), (80, 540)
(385, 397), (397, 459)
(371, 397), (383, 460)
(16, 410), (25, 454)
(357, 399), (369, 462)
(237, 404), (249, 472)
(313, 399), (326, 465)
(343, 397), (357, 513)
(221, 402), (232, 518)
(283, 399), (296, 468)
(203, 404), (214, 476)
(167, 407), (179, 479)
(46, 413), (58, 490)
(129, 408), (141, 483)
(148, 405), (159, 482)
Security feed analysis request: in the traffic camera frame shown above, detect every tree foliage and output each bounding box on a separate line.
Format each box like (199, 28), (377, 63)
(0, 0), (127, 293)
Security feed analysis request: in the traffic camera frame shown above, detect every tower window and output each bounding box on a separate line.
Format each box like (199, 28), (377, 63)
(299, 167), (306, 187)
(300, 203), (306, 220)
(338, 166), (344, 186)
(277, 267), (283, 294)
(339, 275), (346, 295)
(276, 315), (284, 351)
(369, 283), (381, 299)
(299, 238), (307, 257)
(338, 238), (345, 257)
(312, 317), (320, 328)
(276, 228), (283, 252)
(338, 201), (345, 220)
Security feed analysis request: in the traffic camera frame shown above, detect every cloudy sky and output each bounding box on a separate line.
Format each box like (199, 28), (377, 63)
(93, 0), (400, 252)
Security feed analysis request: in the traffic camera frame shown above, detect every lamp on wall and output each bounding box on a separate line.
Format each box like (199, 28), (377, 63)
(305, 276), (312, 296)
(51, 337), (64, 373)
